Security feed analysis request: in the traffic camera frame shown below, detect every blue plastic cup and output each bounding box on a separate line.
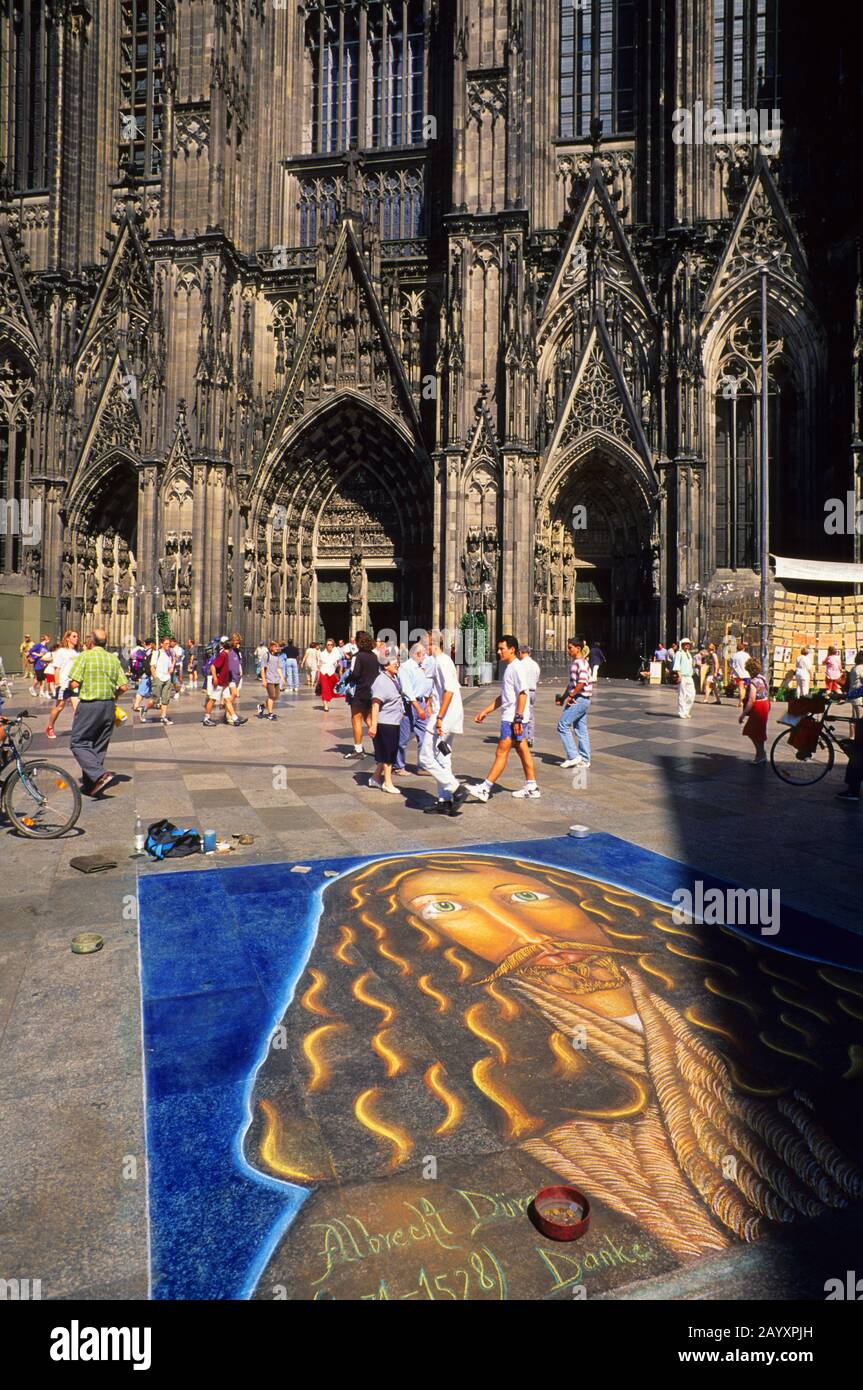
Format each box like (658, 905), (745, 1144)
(203, 829), (217, 854)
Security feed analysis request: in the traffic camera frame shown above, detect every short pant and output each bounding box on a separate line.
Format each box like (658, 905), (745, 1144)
(500, 719), (525, 743)
(155, 679), (173, 707)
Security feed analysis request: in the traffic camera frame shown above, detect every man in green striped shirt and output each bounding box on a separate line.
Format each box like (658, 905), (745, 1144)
(68, 629), (128, 797)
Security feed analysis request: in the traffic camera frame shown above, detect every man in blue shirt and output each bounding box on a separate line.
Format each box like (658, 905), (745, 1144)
(28, 635), (51, 699)
(394, 642), (434, 774)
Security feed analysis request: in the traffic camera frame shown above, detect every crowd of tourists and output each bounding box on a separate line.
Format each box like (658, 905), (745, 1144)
(13, 619), (863, 808)
(285, 628), (606, 815)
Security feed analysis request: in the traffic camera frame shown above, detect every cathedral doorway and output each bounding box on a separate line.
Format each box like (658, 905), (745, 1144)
(315, 570), (350, 642)
(258, 398), (431, 649)
(65, 454), (139, 648)
(366, 569), (399, 643)
(535, 447), (656, 673)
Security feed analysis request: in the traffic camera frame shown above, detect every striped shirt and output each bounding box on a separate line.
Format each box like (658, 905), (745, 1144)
(568, 656), (593, 700)
(67, 647), (126, 701)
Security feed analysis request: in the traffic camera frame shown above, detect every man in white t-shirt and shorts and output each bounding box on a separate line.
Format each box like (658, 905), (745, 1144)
(152, 637), (176, 725)
(419, 630), (470, 817)
(730, 642), (750, 708)
(468, 635), (540, 801)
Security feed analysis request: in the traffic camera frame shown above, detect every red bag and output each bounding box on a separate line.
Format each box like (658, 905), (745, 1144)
(789, 716), (819, 753)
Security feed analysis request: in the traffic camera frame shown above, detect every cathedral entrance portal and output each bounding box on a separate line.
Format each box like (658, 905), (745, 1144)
(258, 400), (431, 651)
(315, 570), (350, 642)
(535, 448), (657, 674)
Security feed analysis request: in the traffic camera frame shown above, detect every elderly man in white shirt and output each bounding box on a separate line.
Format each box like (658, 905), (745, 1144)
(673, 637), (696, 720)
(518, 644), (541, 747)
(419, 632), (470, 816)
(394, 642), (434, 774)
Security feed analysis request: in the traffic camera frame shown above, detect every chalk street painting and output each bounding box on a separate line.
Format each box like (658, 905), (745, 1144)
(138, 836), (863, 1300)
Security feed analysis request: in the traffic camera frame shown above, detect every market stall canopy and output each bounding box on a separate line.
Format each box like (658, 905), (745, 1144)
(772, 555), (863, 584)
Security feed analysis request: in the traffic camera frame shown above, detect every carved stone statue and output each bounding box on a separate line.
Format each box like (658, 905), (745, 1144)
(158, 539), (177, 599)
(61, 549), (73, 599)
(482, 527), (499, 597)
(178, 533), (193, 608)
(651, 543), (662, 598)
(243, 544), (255, 600)
(534, 541), (548, 602)
(462, 528), (483, 588)
(256, 540), (267, 615)
(25, 545), (41, 596)
(83, 561), (96, 612)
(350, 547), (364, 603)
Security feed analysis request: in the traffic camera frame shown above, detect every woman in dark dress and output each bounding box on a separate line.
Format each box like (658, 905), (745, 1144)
(343, 631), (380, 760)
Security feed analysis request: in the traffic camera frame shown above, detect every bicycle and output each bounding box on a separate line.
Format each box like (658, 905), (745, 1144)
(770, 694), (851, 786)
(0, 711), (81, 837)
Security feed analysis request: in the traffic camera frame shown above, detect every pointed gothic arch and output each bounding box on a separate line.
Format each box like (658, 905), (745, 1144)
(248, 391), (431, 645)
(63, 449), (139, 645)
(535, 436), (657, 665)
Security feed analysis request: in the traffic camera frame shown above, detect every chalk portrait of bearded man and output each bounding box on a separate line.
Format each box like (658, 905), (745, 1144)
(242, 853), (863, 1293)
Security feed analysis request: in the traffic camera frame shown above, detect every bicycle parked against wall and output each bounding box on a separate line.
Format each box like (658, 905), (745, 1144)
(0, 711), (81, 837)
(770, 694), (849, 785)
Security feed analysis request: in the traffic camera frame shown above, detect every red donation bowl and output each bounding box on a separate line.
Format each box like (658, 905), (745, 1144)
(532, 1185), (591, 1242)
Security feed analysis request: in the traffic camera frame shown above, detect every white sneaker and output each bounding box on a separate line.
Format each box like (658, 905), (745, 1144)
(575, 759), (591, 769)
(560, 759), (580, 769)
(512, 784), (541, 799)
(467, 783), (490, 802)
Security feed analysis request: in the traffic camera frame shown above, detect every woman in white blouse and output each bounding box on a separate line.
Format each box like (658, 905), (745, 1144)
(795, 647), (813, 698)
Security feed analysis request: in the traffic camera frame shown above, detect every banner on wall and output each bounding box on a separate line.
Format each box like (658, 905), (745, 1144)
(773, 555), (863, 584)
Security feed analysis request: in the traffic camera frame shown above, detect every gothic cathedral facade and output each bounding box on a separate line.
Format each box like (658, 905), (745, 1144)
(0, 2), (859, 667)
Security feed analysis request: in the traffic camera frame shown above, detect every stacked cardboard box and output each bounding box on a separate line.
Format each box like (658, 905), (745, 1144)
(771, 590), (863, 689)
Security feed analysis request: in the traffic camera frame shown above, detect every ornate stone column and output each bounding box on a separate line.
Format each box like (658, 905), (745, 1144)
(136, 459), (160, 637)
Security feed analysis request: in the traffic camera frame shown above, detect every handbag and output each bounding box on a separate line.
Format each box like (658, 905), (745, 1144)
(335, 672), (357, 700)
(145, 819), (203, 860)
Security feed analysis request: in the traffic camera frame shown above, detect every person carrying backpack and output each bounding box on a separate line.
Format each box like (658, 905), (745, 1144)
(203, 637), (246, 726)
(132, 639), (156, 721)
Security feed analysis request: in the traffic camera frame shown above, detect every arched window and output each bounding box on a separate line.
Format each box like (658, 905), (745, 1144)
(119, 0), (167, 178)
(559, 0), (635, 141)
(0, 347), (35, 575)
(714, 317), (799, 568)
(713, 0), (781, 112)
(4, 1), (54, 190)
(307, 1), (426, 155)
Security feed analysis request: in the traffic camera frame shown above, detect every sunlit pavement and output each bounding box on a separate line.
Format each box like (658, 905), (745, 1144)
(1, 679), (860, 1299)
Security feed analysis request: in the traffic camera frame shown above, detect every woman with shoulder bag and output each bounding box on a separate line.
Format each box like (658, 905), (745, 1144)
(343, 631), (380, 760)
(368, 648), (405, 794)
(739, 657), (770, 765)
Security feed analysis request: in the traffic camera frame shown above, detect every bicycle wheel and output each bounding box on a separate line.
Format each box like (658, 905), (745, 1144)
(770, 727), (835, 785)
(3, 760), (81, 838)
